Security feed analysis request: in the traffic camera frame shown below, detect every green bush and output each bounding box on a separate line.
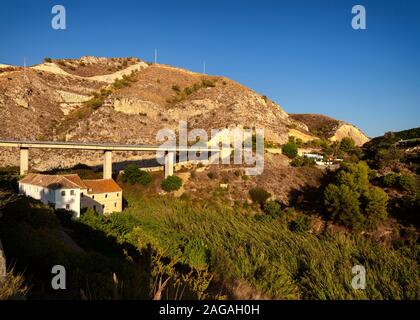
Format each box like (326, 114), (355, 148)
(282, 142), (298, 159)
(122, 164), (152, 186)
(398, 175), (416, 193)
(161, 175), (183, 192)
(201, 79), (216, 87)
(288, 215), (312, 232)
(249, 187), (271, 206)
(290, 156), (316, 167)
(324, 184), (365, 229)
(339, 137), (356, 153)
(363, 186), (389, 230)
(382, 173), (399, 187)
(263, 200), (283, 218)
(43, 57), (52, 63)
(381, 173), (416, 193)
(324, 162), (388, 230)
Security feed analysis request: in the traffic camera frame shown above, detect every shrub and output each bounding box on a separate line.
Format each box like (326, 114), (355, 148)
(282, 142), (298, 158)
(398, 175), (416, 193)
(362, 186), (388, 230)
(382, 173), (399, 187)
(263, 200), (283, 218)
(43, 57), (52, 63)
(291, 156), (315, 167)
(161, 175), (182, 192)
(207, 172), (215, 180)
(324, 162), (389, 230)
(122, 164), (152, 186)
(201, 79), (215, 87)
(172, 85), (181, 93)
(57, 60), (66, 66)
(339, 137), (356, 153)
(288, 215), (312, 232)
(249, 187), (271, 206)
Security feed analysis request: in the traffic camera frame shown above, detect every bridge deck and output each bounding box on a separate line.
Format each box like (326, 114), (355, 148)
(0, 140), (221, 152)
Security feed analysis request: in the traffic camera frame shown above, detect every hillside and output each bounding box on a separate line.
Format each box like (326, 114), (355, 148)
(289, 113), (370, 146)
(1, 56), (366, 169)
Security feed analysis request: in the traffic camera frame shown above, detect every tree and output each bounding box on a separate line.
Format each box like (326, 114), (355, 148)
(282, 142), (298, 159)
(122, 164), (152, 186)
(362, 187), (388, 230)
(161, 175), (182, 192)
(324, 184), (364, 229)
(324, 161), (388, 230)
(339, 137), (356, 153)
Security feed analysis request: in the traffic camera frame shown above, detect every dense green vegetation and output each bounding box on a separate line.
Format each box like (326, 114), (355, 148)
(363, 127), (420, 169)
(122, 164), (152, 186)
(58, 192), (420, 299)
(161, 175), (182, 192)
(324, 162), (389, 230)
(282, 141), (298, 158)
(0, 137), (419, 300)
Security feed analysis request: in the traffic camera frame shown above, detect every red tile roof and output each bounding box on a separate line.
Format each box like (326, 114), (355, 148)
(19, 173), (82, 189)
(82, 179), (122, 194)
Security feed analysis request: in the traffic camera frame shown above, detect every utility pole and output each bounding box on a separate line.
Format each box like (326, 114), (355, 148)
(203, 60), (206, 74)
(154, 48), (158, 64)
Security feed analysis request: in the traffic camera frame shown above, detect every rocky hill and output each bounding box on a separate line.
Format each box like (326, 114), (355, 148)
(289, 113), (370, 146)
(0, 56), (367, 169)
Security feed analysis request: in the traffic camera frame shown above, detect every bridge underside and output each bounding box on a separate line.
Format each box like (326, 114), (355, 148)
(17, 147), (177, 179)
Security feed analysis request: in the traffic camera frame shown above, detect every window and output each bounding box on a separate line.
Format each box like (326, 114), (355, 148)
(92, 195), (95, 200)
(70, 190), (75, 196)
(114, 202), (117, 207)
(117, 193), (119, 197)
(105, 194), (108, 198)
(102, 205), (105, 209)
(81, 192), (84, 197)
(66, 204), (70, 210)
(61, 190), (66, 196)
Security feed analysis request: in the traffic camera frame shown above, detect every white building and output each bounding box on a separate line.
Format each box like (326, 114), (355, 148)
(303, 153), (324, 161)
(18, 173), (122, 217)
(19, 174), (85, 217)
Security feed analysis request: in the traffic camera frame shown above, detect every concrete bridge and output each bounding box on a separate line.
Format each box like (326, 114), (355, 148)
(0, 140), (220, 179)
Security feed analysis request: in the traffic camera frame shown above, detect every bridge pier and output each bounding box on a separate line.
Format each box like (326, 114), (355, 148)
(20, 147), (29, 176)
(164, 151), (175, 178)
(103, 150), (112, 179)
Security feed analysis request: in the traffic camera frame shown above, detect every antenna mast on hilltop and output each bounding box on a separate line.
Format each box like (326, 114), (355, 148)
(154, 48), (158, 64)
(23, 56), (29, 82)
(203, 60), (206, 74)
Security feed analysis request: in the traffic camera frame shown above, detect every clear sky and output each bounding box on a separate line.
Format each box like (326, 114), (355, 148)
(1, 0), (419, 137)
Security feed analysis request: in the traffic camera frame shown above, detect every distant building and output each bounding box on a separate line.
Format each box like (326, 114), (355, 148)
(303, 153), (324, 161)
(18, 173), (122, 217)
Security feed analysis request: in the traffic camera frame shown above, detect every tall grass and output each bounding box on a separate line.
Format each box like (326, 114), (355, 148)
(113, 193), (419, 299)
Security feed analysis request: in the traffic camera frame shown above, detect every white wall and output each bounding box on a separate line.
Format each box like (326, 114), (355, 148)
(54, 189), (81, 218)
(19, 183), (81, 218)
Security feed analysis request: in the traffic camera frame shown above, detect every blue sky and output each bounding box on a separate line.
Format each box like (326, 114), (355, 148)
(1, 0), (419, 137)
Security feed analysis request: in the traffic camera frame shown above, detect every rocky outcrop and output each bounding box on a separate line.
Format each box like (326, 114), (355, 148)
(330, 123), (370, 146)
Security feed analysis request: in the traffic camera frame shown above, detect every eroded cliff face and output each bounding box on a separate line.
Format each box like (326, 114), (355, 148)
(330, 123), (370, 146)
